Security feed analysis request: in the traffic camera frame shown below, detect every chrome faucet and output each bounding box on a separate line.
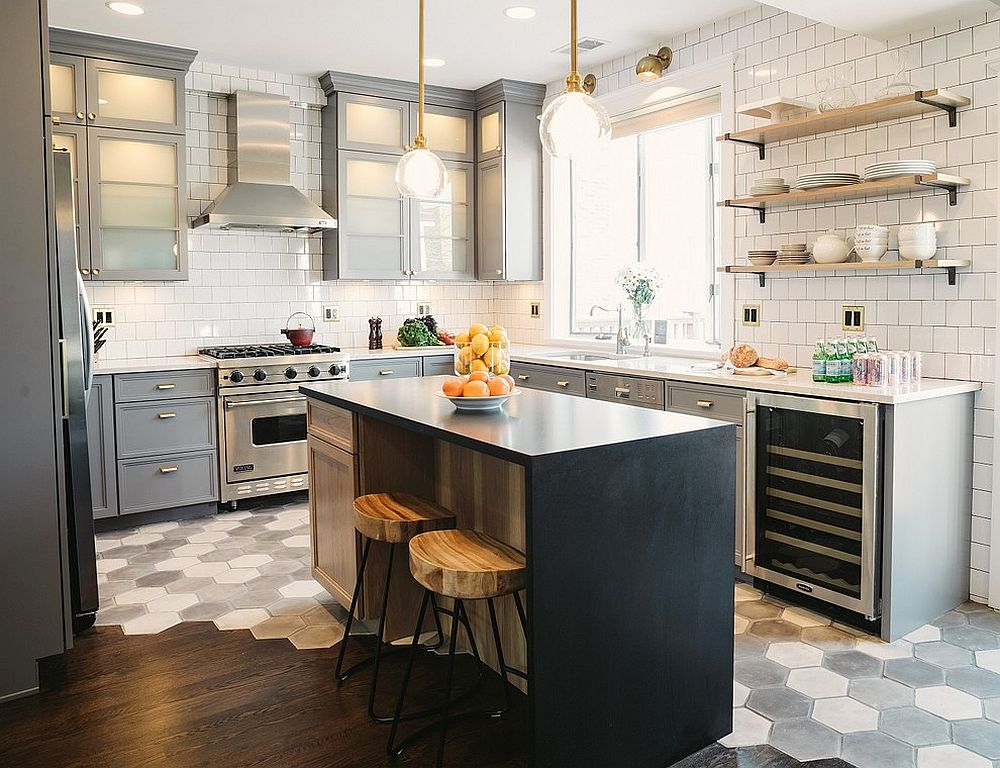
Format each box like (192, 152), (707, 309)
(590, 304), (629, 353)
(590, 304), (613, 341)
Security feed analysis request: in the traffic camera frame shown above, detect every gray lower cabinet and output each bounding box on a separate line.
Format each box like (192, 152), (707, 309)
(87, 375), (118, 519)
(422, 354), (456, 377)
(115, 397), (216, 459)
(350, 356), (423, 382)
(508, 361), (587, 397)
(118, 452), (219, 515)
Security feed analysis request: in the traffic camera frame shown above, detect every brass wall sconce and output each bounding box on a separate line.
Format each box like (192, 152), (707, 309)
(582, 73), (597, 94)
(635, 46), (673, 81)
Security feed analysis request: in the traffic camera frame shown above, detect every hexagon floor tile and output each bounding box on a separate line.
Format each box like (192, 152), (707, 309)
(93, 494), (1000, 768)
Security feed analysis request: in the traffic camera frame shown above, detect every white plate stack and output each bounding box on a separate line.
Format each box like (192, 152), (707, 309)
(897, 223), (937, 259)
(776, 243), (810, 264)
(750, 177), (789, 196)
(793, 172), (861, 190)
(864, 160), (936, 180)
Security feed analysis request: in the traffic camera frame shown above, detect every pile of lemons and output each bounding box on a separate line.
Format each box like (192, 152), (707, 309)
(454, 323), (510, 375)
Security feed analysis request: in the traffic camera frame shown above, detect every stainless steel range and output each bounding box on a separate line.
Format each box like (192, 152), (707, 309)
(199, 343), (350, 505)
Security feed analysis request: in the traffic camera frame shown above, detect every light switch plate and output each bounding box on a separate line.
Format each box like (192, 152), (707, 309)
(93, 307), (114, 326)
(530, 301), (541, 319)
(417, 303), (432, 316)
(322, 305), (340, 322)
(742, 304), (761, 327)
(842, 305), (865, 332)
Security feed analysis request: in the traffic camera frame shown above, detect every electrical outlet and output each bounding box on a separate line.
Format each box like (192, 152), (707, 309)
(742, 303), (761, 327)
(842, 305), (865, 332)
(530, 301), (541, 319)
(93, 307), (115, 326)
(417, 303), (432, 316)
(322, 305), (340, 322)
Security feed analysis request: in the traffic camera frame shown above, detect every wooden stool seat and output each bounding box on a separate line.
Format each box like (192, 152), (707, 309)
(408, 529), (527, 600)
(352, 493), (456, 544)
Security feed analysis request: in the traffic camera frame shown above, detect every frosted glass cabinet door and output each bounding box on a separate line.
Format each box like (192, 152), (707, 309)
(410, 163), (475, 280)
(49, 53), (87, 124)
(88, 129), (187, 280)
(477, 158), (505, 278)
(51, 126), (93, 276)
(337, 94), (408, 155)
(478, 103), (504, 161)
(412, 104), (474, 162)
(86, 59), (186, 134)
(337, 151), (408, 279)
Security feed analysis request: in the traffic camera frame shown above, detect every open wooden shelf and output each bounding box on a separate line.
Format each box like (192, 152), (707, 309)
(716, 90), (969, 158)
(718, 173), (969, 222)
(718, 258), (970, 286)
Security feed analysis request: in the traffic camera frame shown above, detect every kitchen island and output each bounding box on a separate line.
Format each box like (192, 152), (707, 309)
(300, 376), (736, 768)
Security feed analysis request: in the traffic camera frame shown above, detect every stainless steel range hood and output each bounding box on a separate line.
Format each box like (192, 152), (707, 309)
(191, 91), (336, 233)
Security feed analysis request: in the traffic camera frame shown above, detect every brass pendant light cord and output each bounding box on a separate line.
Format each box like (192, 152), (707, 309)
(415, 0), (427, 148)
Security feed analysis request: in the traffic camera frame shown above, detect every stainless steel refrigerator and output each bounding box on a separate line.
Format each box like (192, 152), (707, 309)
(52, 148), (99, 632)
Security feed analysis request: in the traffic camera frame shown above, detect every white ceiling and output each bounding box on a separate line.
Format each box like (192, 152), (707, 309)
(47, 0), (751, 89)
(764, 0), (997, 39)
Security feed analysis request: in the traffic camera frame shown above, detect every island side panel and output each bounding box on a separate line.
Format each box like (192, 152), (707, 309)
(527, 426), (736, 768)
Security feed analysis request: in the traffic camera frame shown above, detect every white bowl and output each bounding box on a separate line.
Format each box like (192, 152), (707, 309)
(438, 388), (521, 412)
(898, 223), (936, 238)
(899, 243), (937, 259)
(854, 244), (888, 262)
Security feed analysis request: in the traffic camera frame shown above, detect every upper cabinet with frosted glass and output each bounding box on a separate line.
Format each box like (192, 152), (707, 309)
(47, 29), (195, 280)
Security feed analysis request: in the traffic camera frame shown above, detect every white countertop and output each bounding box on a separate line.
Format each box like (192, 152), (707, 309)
(93, 344), (981, 405)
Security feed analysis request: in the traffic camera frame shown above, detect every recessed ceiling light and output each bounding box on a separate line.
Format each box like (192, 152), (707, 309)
(423, 58), (446, 67)
(504, 6), (536, 20)
(106, 1), (144, 15)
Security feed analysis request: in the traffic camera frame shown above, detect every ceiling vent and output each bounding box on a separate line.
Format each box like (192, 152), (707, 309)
(553, 36), (607, 55)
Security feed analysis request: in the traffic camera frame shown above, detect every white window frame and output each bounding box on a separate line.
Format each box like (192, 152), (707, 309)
(542, 54), (737, 360)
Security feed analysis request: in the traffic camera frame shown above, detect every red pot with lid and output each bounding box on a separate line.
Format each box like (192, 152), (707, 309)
(281, 312), (316, 347)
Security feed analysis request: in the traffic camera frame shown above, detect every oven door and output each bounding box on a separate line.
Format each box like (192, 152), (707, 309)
(223, 390), (308, 483)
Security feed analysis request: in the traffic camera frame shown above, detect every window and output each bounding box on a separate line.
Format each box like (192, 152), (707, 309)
(561, 96), (722, 351)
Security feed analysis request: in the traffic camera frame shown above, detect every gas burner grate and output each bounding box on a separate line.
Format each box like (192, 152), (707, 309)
(199, 343), (342, 359)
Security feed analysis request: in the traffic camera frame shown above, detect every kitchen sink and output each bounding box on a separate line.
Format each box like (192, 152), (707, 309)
(544, 352), (640, 362)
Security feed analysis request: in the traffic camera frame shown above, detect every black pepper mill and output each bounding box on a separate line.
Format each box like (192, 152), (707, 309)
(368, 318), (378, 350)
(374, 317), (383, 350)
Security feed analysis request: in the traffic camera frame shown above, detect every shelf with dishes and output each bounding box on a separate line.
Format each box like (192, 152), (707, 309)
(716, 89), (969, 159)
(718, 172), (969, 223)
(718, 259), (970, 286)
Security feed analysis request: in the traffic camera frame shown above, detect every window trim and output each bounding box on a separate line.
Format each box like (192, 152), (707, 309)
(543, 54), (737, 360)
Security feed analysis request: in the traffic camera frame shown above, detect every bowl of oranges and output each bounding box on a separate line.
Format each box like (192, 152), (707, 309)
(439, 371), (519, 412)
(454, 323), (510, 376)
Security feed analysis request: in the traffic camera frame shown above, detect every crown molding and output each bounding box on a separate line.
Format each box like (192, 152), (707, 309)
(474, 79), (546, 109)
(48, 28), (197, 71)
(320, 71), (475, 110)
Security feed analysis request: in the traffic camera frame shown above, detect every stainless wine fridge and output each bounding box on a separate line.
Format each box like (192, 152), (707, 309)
(746, 392), (882, 619)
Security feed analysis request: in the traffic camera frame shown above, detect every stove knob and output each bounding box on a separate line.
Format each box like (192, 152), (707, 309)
(329, 363), (344, 377)
(229, 370), (245, 383)
(308, 366), (322, 378)
(284, 367), (298, 380)
(253, 369), (267, 382)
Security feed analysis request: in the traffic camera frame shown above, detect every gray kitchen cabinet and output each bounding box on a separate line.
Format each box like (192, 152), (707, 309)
(508, 361), (587, 397)
(118, 451), (219, 516)
(410, 161), (475, 280)
(350, 357), (423, 382)
(87, 375), (118, 520)
(84, 58), (186, 135)
(115, 368), (215, 402)
(50, 125), (92, 275)
(413, 103), (475, 163)
(422, 353), (457, 377)
(473, 85), (544, 281)
(115, 397), (216, 460)
(48, 52), (87, 125)
(336, 92), (409, 155)
(87, 128), (188, 281)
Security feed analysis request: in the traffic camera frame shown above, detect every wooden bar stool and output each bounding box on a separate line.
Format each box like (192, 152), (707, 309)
(387, 529), (528, 767)
(335, 492), (458, 723)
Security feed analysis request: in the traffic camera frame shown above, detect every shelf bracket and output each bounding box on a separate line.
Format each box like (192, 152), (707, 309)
(724, 201), (766, 224)
(722, 133), (766, 160)
(915, 91), (958, 128)
(756, 272), (766, 287)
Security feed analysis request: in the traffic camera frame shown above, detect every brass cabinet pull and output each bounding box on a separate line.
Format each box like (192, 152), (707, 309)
(156, 383), (176, 390)
(52, 116), (61, 125)
(697, 400), (714, 408)
(556, 381), (570, 387)
(495, 269), (503, 275)
(92, 268), (101, 275)
(81, 268), (91, 275)
(76, 111), (85, 120)
(87, 112), (96, 120)
(378, 370), (394, 376)
(517, 374), (530, 380)
(159, 466), (179, 474)
(157, 412), (176, 419)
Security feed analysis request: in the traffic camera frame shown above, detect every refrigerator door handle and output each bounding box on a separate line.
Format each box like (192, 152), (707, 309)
(77, 270), (94, 400)
(59, 338), (70, 419)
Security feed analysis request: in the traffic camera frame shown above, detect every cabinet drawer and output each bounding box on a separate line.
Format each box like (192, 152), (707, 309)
(422, 354), (456, 377)
(667, 384), (746, 424)
(116, 397), (216, 459)
(115, 369), (215, 402)
(308, 400), (356, 454)
(118, 452), (218, 515)
(350, 357), (423, 382)
(508, 362), (586, 397)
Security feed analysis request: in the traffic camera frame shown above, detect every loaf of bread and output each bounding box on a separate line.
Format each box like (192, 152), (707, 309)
(756, 356), (789, 371)
(728, 344), (759, 368)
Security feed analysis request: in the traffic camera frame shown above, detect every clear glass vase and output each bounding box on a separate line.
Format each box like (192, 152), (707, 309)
(632, 304), (653, 357)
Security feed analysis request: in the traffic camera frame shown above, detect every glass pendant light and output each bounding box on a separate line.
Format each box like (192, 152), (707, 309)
(396, 0), (446, 198)
(538, 0), (610, 158)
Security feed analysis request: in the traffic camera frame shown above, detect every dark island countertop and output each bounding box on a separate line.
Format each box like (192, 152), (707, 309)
(300, 376), (731, 464)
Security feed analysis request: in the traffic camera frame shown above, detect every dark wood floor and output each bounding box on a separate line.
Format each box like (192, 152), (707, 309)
(0, 623), (850, 768)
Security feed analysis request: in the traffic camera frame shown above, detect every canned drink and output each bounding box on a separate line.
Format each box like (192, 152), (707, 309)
(899, 351), (912, 384)
(910, 350), (922, 381)
(886, 352), (902, 386)
(869, 353), (888, 387)
(852, 353), (868, 385)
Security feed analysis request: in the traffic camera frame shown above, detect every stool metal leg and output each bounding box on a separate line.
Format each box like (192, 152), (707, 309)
(435, 598), (463, 768)
(335, 537), (372, 681)
(513, 590), (528, 638)
(486, 598), (512, 715)
(367, 542), (395, 722)
(387, 589), (431, 755)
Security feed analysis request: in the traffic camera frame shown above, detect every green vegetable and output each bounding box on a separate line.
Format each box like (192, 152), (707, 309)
(397, 318), (444, 347)
(419, 315), (439, 336)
